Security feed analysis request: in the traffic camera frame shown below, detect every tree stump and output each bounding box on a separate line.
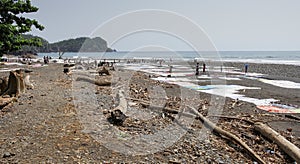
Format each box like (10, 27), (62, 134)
(0, 77), (8, 93)
(1, 70), (26, 97)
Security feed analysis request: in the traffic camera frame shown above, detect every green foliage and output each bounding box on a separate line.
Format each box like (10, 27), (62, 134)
(51, 37), (109, 52)
(21, 35), (113, 53)
(0, 0), (44, 56)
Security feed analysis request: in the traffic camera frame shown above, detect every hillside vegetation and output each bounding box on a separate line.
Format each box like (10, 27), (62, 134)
(17, 35), (115, 55)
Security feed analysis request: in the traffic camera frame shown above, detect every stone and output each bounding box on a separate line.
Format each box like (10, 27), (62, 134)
(3, 152), (15, 158)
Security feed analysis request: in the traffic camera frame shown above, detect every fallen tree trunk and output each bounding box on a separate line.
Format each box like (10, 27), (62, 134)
(188, 106), (265, 164)
(127, 97), (265, 163)
(254, 122), (300, 162)
(208, 115), (254, 124)
(128, 97), (194, 117)
(285, 114), (300, 121)
(76, 77), (112, 86)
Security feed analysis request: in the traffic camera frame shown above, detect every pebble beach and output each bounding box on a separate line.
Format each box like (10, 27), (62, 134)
(0, 60), (299, 163)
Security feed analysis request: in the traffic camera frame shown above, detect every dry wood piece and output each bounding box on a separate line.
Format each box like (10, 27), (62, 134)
(254, 122), (300, 162)
(188, 106), (265, 164)
(114, 90), (127, 113)
(98, 67), (110, 75)
(0, 97), (17, 109)
(128, 97), (208, 120)
(76, 76), (112, 86)
(208, 115), (254, 125)
(24, 75), (34, 89)
(128, 98), (264, 163)
(0, 77), (8, 93)
(285, 114), (300, 121)
(109, 90), (127, 125)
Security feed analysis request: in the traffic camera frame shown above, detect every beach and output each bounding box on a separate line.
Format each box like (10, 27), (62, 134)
(0, 61), (299, 163)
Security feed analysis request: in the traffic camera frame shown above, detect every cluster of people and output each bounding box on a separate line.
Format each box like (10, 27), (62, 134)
(195, 62), (206, 75)
(43, 56), (50, 64)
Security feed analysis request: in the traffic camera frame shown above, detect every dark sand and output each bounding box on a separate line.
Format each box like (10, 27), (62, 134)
(0, 62), (299, 163)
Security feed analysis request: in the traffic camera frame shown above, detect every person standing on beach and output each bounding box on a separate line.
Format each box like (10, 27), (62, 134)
(244, 64), (248, 73)
(168, 65), (173, 77)
(195, 62), (199, 75)
(43, 56), (48, 64)
(203, 63), (206, 72)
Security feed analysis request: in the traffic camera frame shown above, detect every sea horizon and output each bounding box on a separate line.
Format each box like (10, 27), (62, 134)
(36, 51), (300, 66)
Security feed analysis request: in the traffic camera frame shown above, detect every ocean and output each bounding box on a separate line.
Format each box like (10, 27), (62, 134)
(38, 51), (300, 66)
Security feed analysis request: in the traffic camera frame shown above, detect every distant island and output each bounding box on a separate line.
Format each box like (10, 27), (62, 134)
(15, 35), (116, 56)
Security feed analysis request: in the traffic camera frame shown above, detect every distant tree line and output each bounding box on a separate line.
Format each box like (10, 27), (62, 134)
(14, 35), (116, 55)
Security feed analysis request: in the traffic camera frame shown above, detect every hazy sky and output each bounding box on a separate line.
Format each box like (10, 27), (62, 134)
(26, 0), (300, 51)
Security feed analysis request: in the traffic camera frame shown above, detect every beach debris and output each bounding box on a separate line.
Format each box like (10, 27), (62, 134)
(0, 97), (17, 109)
(75, 76), (112, 86)
(1, 70), (26, 97)
(98, 67), (110, 76)
(0, 77), (8, 92)
(58, 51), (65, 59)
(109, 109), (127, 125)
(254, 122), (300, 162)
(188, 106), (265, 164)
(208, 115), (254, 125)
(113, 90), (128, 113)
(285, 114), (300, 121)
(257, 104), (300, 114)
(24, 75), (34, 89)
(108, 90), (127, 125)
(63, 63), (76, 75)
(2, 152), (15, 158)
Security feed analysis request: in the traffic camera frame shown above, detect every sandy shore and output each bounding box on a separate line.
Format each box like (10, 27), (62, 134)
(0, 62), (299, 163)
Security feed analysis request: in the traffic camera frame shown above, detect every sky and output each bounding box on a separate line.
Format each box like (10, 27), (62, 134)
(26, 0), (300, 51)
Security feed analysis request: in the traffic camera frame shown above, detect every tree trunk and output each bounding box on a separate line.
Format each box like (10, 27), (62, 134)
(254, 122), (300, 162)
(76, 76), (112, 86)
(1, 70), (25, 97)
(0, 77), (8, 93)
(189, 106), (265, 164)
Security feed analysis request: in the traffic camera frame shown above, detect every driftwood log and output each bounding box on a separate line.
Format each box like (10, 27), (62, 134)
(188, 106), (265, 164)
(124, 97), (300, 163)
(126, 97), (264, 163)
(76, 77), (112, 86)
(254, 122), (300, 162)
(108, 90), (127, 125)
